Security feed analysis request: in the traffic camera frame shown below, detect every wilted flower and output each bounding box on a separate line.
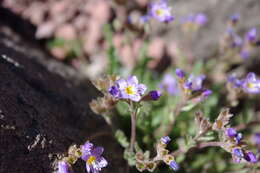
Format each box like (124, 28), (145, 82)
(148, 0), (174, 23)
(57, 161), (72, 173)
(109, 76), (147, 102)
(81, 141), (108, 173)
(242, 72), (260, 94)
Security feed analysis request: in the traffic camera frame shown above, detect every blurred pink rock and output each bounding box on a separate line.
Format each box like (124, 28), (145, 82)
(55, 24), (77, 40)
(113, 33), (124, 50)
(132, 39), (143, 58)
(120, 45), (135, 69)
(50, 47), (67, 60)
(135, 0), (148, 7)
(36, 22), (56, 39)
(50, 1), (68, 17)
(148, 37), (165, 68)
(83, 20), (101, 54)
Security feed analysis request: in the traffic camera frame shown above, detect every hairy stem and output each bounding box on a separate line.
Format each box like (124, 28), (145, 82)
(130, 106), (138, 152)
(172, 141), (223, 157)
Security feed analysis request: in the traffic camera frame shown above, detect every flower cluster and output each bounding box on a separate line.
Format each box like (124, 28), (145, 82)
(228, 72), (260, 94)
(135, 136), (179, 172)
(57, 141), (108, 173)
(225, 128), (258, 163)
(220, 14), (259, 59)
(141, 0), (174, 23)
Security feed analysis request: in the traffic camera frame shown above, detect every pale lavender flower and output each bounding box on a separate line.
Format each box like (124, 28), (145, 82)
(254, 133), (260, 146)
(240, 50), (250, 59)
(81, 142), (108, 173)
(161, 136), (171, 145)
(246, 28), (257, 42)
(109, 76), (147, 102)
(57, 161), (72, 173)
(242, 72), (260, 94)
(181, 13), (208, 26)
(186, 74), (206, 91)
(159, 74), (179, 95)
(194, 13), (208, 25)
(244, 151), (258, 163)
(149, 0), (174, 23)
(169, 160), (179, 171)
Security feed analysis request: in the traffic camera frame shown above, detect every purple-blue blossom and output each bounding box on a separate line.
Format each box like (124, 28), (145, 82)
(57, 161), (72, 173)
(161, 136), (171, 145)
(244, 151), (258, 163)
(149, 90), (162, 100)
(148, 0), (174, 23)
(226, 128), (237, 138)
(254, 133), (260, 146)
(109, 76), (147, 102)
(81, 141), (108, 173)
(229, 13), (240, 24)
(232, 148), (244, 163)
(169, 160), (179, 171)
(175, 68), (185, 78)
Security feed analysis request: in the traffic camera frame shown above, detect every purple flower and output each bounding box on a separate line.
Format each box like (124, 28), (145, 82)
(175, 68), (185, 78)
(232, 148), (244, 163)
(159, 74), (179, 95)
(149, 0), (174, 23)
(181, 13), (208, 26)
(149, 90), (162, 100)
(235, 133), (243, 144)
(226, 128), (237, 137)
(169, 160), (179, 171)
(228, 74), (243, 88)
(161, 136), (171, 145)
(246, 28), (257, 42)
(194, 13), (208, 25)
(244, 151), (258, 163)
(186, 74), (206, 91)
(81, 141), (108, 173)
(109, 76), (147, 102)
(202, 89), (212, 97)
(240, 50), (250, 59)
(242, 72), (260, 94)
(108, 86), (119, 97)
(229, 13), (240, 24)
(57, 161), (72, 173)
(254, 133), (260, 146)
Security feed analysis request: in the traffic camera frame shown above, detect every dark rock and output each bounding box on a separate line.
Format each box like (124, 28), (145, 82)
(0, 22), (125, 173)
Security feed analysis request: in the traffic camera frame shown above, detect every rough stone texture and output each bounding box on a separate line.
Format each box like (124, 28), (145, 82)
(0, 9), (126, 173)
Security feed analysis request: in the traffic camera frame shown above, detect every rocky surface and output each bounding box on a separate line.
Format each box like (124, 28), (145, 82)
(0, 11), (126, 173)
